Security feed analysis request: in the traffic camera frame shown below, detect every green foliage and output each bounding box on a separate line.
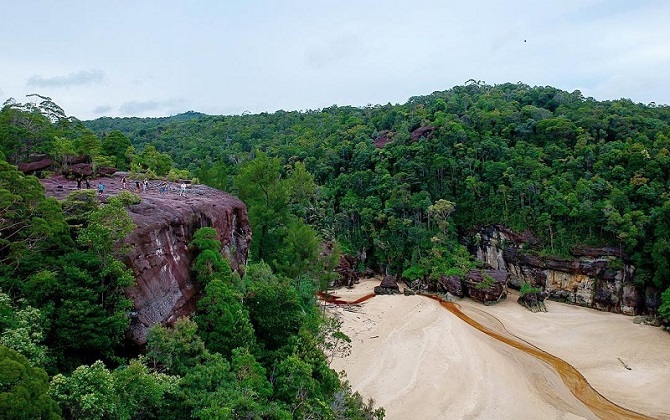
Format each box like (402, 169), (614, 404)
(334, 381), (386, 420)
(102, 131), (132, 170)
(83, 83), (670, 295)
(146, 317), (208, 377)
(50, 361), (121, 419)
(111, 359), (179, 420)
(234, 151), (289, 263)
(135, 144), (173, 176)
(660, 288), (670, 319)
(0, 97), (386, 419)
(0, 345), (61, 420)
(194, 279), (256, 358)
(167, 167), (191, 182)
(113, 190), (141, 206)
(189, 227), (230, 286)
(0, 291), (49, 367)
(245, 263), (305, 352)
(475, 273), (495, 290)
(519, 282), (543, 297)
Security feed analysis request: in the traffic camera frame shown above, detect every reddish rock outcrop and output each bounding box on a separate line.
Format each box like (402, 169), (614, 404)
(123, 188), (250, 345)
(410, 126), (436, 142)
(373, 130), (394, 148)
(40, 175), (251, 345)
(335, 254), (358, 288)
(464, 269), (509, 304)
(64, 163), (94, 177)
(438, 275), (464, 297)
(98, 166), (118, 176)
(18, 158), (53, 174)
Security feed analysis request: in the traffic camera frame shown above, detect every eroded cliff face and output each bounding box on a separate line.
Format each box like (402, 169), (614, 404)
(40, 175), (252, 346)
(470, 225), (647, 315)
(123, 185), (251, 345)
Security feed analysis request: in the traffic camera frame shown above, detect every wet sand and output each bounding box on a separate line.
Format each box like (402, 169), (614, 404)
(328, 280), (670, 419)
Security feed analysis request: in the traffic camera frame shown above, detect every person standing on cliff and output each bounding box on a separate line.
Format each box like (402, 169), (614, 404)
(142, 179), (148, 193)
(98, 182), (104, 195)
(180, 182), (187, 196)
(122, 176), (127, 189)
(136, 180), (141, 192)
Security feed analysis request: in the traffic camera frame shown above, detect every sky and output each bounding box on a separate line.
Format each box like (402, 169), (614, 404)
(1, 0), (668, 120)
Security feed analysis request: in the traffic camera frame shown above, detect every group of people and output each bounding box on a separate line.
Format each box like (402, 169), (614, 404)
(116, 176), (188, 197)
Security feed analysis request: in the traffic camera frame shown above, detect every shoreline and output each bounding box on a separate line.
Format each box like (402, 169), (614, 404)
(328, 279), (670, 419)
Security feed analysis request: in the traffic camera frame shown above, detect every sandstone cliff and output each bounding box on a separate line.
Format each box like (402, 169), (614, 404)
(41, 175), (252, 345)
(468, 225), (651, 315)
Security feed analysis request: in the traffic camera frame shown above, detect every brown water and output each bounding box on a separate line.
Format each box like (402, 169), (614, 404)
(325, 291), (654, 419)
(432, 296), (653, 420)
(318, 291), (375, 305)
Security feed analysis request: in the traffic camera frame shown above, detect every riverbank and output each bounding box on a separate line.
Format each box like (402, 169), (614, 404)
(328, 279), (670, 419)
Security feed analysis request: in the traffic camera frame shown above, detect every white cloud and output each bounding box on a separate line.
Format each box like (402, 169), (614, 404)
(26, 70), (105, 89)
(1, 0), (668, 119)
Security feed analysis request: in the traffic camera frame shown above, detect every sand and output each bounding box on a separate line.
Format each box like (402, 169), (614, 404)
(328, 280), (670, 420)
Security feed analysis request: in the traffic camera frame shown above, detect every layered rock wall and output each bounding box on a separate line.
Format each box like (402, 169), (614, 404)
(470, 225), (645, 315)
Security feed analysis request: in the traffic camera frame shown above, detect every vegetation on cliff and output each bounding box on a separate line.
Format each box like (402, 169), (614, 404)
(0, 98), (383, 418)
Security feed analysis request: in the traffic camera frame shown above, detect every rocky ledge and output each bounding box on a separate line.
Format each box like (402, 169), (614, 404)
(468, 225), (656, 315)
(41, 174), (251, 345)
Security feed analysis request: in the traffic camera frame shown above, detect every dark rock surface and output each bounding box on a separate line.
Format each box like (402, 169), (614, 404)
(374, 275), (401, 295)
(335, 254), (358, 288)
(438, 275), (464, 297)
(410, 126), (436, 142)
(64, 163), (94, 178)
(464, 269), (509, 304)
(40, 174), (251, 345)
(518, 289), (549, 312)
(18, 158), (53, 174)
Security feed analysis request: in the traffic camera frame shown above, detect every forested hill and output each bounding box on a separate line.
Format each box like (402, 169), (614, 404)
(85, 110), (206, 134)
(85, 82), (670, 313)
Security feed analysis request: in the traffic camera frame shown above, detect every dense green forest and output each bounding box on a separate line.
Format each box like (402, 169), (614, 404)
(86, 82), (670, 311)
(0, 97), (384, 418)
(1, 81), (670, 417)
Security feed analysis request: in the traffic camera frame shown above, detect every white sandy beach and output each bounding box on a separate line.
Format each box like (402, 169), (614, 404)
(328, 279), (670, 420)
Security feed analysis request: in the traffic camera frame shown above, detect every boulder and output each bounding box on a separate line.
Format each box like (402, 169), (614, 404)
(464, 269), (509, 304)
(518, 288), (549, 312)
(438, 275), (464, 297)
(65, 163), (94, 177)
(98, 166), (118, 176)
(335, 254), (358, 288)
(374, 275), (401, 295)
(18, 158), (53, 174)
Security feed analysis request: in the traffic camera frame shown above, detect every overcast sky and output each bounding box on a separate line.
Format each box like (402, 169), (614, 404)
(2, 0), (668, 120)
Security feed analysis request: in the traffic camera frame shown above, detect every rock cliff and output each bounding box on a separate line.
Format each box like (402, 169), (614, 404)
(468, 225), (648, 315)
(41, 175), (251, 345)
